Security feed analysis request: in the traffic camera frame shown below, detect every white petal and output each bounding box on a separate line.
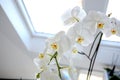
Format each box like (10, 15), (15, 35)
(75, 9), (86, 21)
(59, 35), (72, 54)
(83, 12), (98, 35)
(79, 29), (94, 46)
(67, 26), (78, 44)
(41, 69), (61, 80)
(54, 31), (65, 40)
(71, 6), (80, 17)
(83, 21), (97, 35)
(62, 9), (73, 25)
(33, 58), (44, 69)
(74, 22), (83, 33)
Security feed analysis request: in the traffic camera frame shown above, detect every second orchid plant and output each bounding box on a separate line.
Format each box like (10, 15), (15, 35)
(34, 6), (120, 80)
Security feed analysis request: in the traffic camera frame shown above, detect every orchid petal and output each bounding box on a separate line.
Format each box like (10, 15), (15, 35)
(71, 6), (80, 17)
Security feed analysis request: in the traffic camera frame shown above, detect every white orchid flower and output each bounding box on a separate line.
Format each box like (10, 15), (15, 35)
(67, 22), (94, 46)
(83, 11), (112, 35)
(105, 18), (120, 37)
(62, 6), (86, 25)
(45, 31), (72, 59)
(60, 51), (79, 80)
(33, 53), (50, 70)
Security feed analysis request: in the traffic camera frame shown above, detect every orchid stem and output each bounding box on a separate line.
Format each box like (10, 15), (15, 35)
(78, 51), (90, 60)
(48, 52), (58, 65)
(54, 56), (62, 79)
(47, 51), (62, 79)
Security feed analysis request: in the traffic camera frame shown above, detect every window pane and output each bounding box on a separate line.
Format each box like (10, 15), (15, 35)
(106, 0), (120, 20)
(23, 0), (82, 34)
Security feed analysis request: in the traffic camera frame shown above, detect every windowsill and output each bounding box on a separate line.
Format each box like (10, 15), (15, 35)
(79, 69), (104, 80)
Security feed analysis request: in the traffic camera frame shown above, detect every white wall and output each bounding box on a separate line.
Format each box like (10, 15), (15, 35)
(0, 32), (37, 79)
(0, 5), (38, 79)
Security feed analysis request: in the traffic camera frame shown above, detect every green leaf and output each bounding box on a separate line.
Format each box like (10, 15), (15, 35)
(110, 75), (120, 80)
(104, 68), (112, 72)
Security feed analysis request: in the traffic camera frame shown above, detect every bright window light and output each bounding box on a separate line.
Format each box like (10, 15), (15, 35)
(23, 0), (83, 34)
(23, 0), (120, 42)
(106, 0), (120, 20)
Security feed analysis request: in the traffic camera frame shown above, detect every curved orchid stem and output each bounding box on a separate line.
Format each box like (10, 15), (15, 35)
(86, 31), (103, 80)
(78, 51), (90, 60)
(48, 52), (58, 65)
(77, 32), (103, 80)
(54, 56), (62, 79)
(48, 51), (62, 79)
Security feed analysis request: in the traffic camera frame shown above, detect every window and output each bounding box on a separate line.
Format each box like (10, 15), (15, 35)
(23, 0), (83, 35)
(23, 0), (120, 43)
(106, 0), (120, 20)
